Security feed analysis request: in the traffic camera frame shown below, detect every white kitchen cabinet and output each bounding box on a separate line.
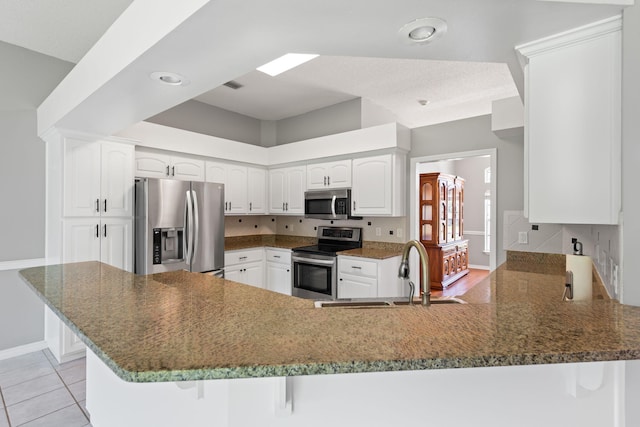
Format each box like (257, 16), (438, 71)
(62, 217), (133, 271)
(64, 140), (134, 217)
(247, 167), (267, 214)
(54, 216), (132, 363)
(206, 161), (247, 214)
(338, 255), (404, 299)
(265, 248), (292, 295)
(351, 153), (405, 217)
(306, 160), (352, 190)
(516, 16), (621, 225)
(206, 162), (266, 215)
(269, 166), (305, 215)
(224, 248), (264, 288)
(136, 149), (205, 181)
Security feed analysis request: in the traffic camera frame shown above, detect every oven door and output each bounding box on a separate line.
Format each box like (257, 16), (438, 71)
(292, 253), (337, 300)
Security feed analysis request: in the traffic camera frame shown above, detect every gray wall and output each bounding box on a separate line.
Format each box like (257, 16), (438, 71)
(0, 111), (45, 261)
(455, 156), (491, 268)
(0, 41), (73, 352)
(146, 98), (364, 146)
(146, 100), (263, 145)
(622, 3), (640, 426)
(275, 98), (361, 144)
(411, 115), (524, 267)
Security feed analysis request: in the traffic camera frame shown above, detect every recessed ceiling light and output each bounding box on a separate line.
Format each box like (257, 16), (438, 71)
(418, 99), (430, 106)
(399, 17), (447, 45)
(257, 53), (319, 77)
(150, 71), (190, 86)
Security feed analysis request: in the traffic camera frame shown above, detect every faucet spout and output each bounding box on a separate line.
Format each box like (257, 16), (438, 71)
(397, 240), (431, 306)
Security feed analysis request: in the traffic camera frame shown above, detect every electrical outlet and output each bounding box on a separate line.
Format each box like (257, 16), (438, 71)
(518, 231), (528, 244)
(397, 228), (403, 238)
(375, 227), (381, 236)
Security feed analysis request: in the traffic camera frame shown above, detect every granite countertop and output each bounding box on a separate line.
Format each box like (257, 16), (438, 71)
(19, 253), (640, 383)
(225, 234), (403, 259)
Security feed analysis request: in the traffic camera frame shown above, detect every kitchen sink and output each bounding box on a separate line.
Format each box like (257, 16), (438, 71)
(392, 297), (466, 305)
(314, 297), (466, 308)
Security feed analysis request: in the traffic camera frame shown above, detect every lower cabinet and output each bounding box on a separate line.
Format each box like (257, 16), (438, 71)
(265, 249), (292, 295)
(50, 217), (133, 363)
(224, 248), (265, 289)
(338, 255), (404, 299)
(425, 240), (469, 290)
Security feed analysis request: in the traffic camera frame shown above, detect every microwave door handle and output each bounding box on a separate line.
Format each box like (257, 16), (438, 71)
(331, 195), (337, 218)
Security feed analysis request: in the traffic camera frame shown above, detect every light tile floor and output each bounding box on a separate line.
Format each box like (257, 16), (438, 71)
(0, 350), (90, 427)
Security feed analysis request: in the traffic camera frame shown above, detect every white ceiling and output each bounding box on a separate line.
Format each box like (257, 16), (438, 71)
(2, 0), (625, 136)
(0, 0), (132, 63)
(195, 56), (519, 128)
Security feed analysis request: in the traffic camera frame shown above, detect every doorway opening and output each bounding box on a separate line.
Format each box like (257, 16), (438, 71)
(409, 149), (497, 292)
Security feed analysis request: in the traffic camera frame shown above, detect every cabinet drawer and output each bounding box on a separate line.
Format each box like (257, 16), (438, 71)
(338, 257), (377, 277)
(224, 248), (264, 266)
(265, 249), (291, 265)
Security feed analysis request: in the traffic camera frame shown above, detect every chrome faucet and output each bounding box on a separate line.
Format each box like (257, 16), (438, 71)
(398, 240), (431, 306)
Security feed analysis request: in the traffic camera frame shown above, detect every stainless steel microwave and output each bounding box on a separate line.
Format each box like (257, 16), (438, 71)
(304, 188), (361, 220)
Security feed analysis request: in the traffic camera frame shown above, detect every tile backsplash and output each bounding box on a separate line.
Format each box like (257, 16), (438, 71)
(224, 215), (408, 243)
(502, 210), (621, 300)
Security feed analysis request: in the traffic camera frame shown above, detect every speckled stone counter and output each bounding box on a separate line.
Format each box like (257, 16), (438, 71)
(341, 241), (404, 259)
(19, 257), (640, 384)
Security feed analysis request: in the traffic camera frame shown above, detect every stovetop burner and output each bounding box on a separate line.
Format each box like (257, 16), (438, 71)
(293, 226), (362, 256)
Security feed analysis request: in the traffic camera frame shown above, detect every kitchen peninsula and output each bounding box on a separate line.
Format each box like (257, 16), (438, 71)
(19, 253), (640, 427)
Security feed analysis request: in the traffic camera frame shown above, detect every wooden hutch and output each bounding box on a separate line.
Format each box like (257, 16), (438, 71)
(419, 173), (469, 289)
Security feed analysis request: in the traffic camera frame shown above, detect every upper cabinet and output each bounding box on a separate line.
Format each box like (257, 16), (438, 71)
(352, 153), (405, 217)
(64, 139), (134, 218)
(135, 149), (205, 181)
(306, 160), (352, 190)
(205, 161), (266, 215)
(269, 166), (305, 215)
(517, 16), (621, 225)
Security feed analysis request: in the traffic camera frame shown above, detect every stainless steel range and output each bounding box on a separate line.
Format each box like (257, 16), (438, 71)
(292, 226), (362, 300)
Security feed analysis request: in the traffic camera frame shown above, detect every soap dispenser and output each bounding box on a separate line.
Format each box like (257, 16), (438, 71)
(573, 239), (583, 256)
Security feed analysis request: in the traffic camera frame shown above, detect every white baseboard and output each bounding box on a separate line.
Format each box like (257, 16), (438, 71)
(0, 341), (48, 361)
(469, 264), (491, 270)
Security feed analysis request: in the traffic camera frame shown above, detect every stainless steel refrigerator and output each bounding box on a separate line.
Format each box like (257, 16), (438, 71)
(134, 177), (224, 276)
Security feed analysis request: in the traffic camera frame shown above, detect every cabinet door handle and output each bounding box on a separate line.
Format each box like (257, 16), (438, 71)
(95, 224), (99, 238)
(172, 166), (175, 176)
(103, 224), (107, 238)
(353, 201), (356, 211)
(96, 199), (100, 213)
(239, 256), (248, 260)
(282, 202), (285, 211)
(327, 176), (330, 186)
(166, 165), (170, 176)
(285, 202), (288, 211)
(274, 255), (281, 258)
(249, 202), (252, 211)
(324, 176), (327, 186)
(351, 266), (362, 269)
(104, 199), (107, 213)
(229, 202), (231, 210)
(287, 269), (290, 273)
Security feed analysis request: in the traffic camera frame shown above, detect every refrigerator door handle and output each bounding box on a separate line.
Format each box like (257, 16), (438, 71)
(185, 190), (193, 266)
(191, 190), (199, 264)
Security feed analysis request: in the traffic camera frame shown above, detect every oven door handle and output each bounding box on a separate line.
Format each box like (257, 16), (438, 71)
(331, 195), (337, 217)
(292, 256), (336, 267)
